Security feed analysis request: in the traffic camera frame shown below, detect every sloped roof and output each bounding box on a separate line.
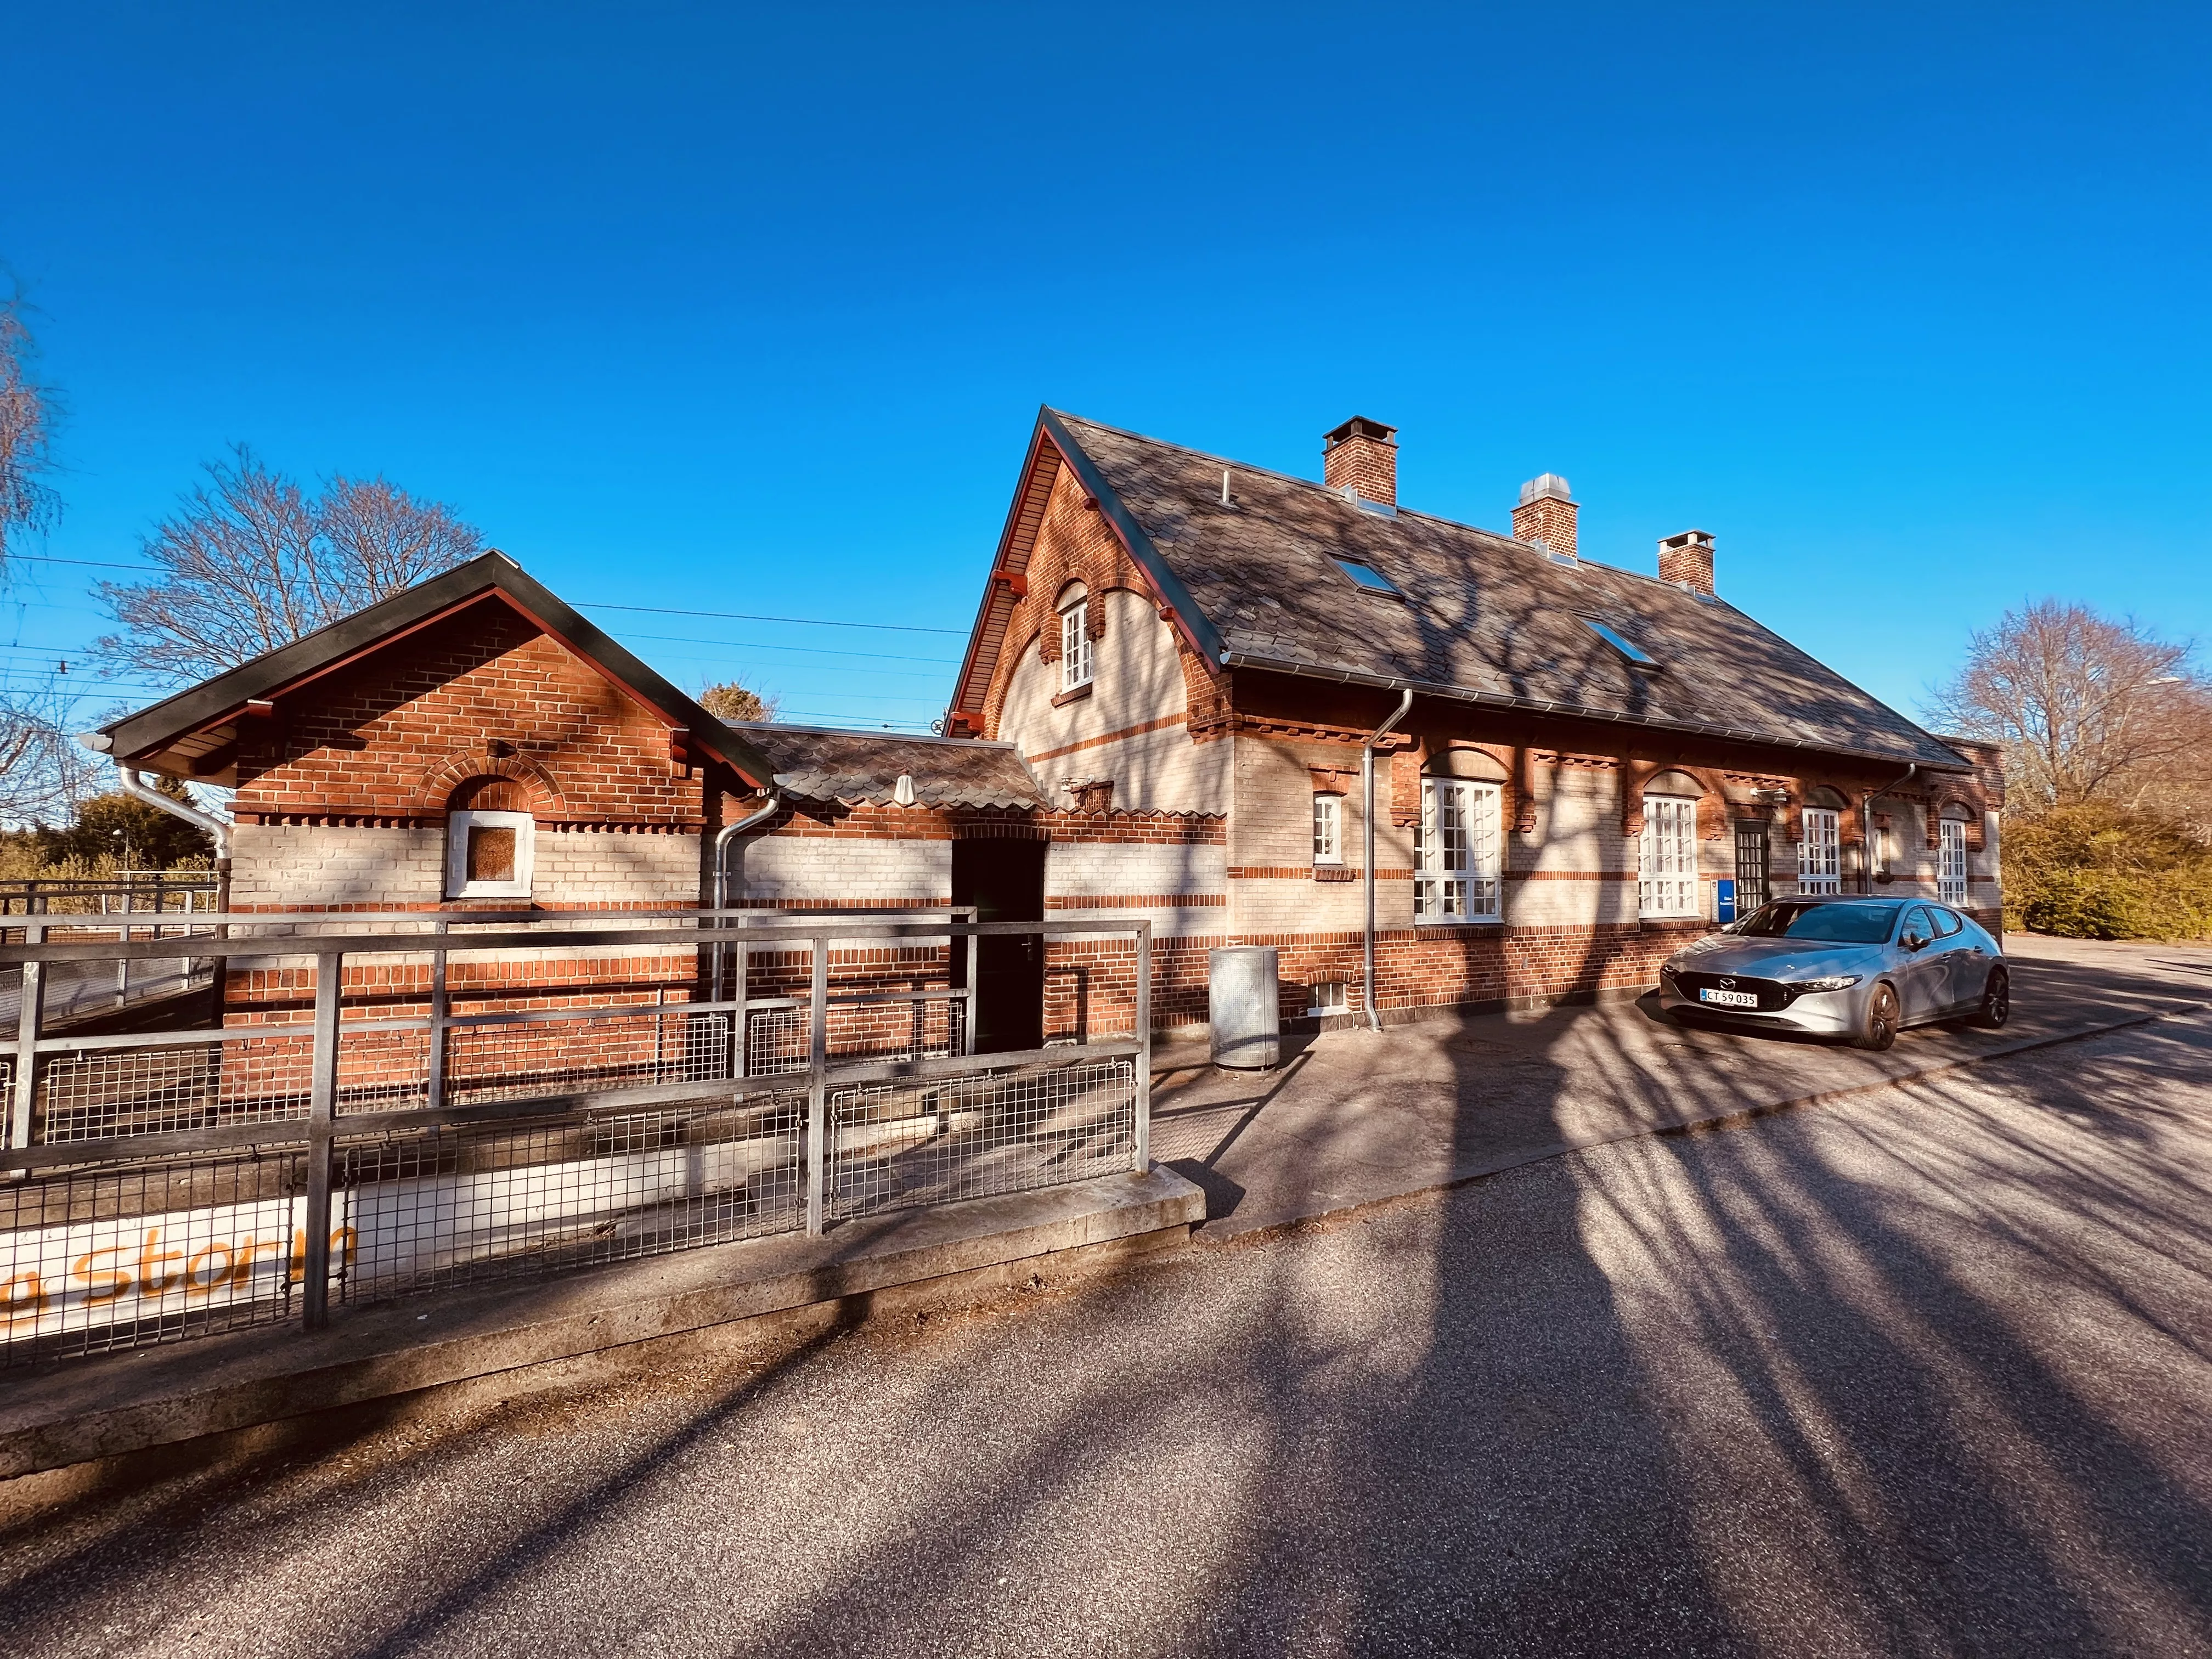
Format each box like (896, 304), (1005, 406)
(734, 721), (1042, 809)
(88, 553), (778, 787)
(952, 409), (1971, 773)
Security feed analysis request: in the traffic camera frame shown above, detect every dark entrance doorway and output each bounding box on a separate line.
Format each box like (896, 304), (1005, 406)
(951, 838), (1046, 1054)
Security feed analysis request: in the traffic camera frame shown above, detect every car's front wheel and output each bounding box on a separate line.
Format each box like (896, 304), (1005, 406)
(1974, 966), (2010, 1029)
(1853, 982), (1901, 1051)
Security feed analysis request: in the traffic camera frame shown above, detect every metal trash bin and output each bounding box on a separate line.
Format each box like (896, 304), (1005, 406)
(1209, 945), (1280, 1070)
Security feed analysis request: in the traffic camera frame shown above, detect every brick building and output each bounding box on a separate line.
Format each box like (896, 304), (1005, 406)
(943, 409), (2003, 1030)
(88, 408), (2001, 1045)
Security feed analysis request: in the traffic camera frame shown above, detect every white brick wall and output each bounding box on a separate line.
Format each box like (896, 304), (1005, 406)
(1000, 590), (1227, 814)
(233, 824), (701, 909)
(1046, 841), (1225, 938)
(233, 825), (443, 909)
(742, 837), (950, 902)
(531, 831), (699, 906)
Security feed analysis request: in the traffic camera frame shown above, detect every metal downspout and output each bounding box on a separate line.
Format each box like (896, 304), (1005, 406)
(1362, 689), (1414, 1032)
(712, 790), (781, 1042)
(114, 765), (233, 917)
(1862, 764), (1917, 894)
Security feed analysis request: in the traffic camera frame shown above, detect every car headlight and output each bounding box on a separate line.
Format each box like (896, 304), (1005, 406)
(1788, 974), (1861, 992)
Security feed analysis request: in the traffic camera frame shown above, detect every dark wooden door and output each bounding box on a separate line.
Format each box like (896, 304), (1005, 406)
(951, 839), (1046, 1054)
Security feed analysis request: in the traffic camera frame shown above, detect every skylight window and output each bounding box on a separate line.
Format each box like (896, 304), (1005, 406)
(1335, 558), (1402, 596)
(1583, 618), (1657, 667)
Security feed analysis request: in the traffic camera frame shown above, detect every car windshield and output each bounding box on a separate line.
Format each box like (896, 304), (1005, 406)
(1733, 901), (1900, 944)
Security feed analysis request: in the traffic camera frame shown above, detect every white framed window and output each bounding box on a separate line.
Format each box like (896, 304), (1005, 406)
(1059, 599), (1093, 692)
(1308, 980), (1348, 1017)
(1939, 817), (1968, 905)
(1415, 778), (1502, 921)
(1799, 806), (1841, 895)
(445, 809), (535, 900)
(1312, 793), (1342, 865)
(1639, 793), (1700, 917)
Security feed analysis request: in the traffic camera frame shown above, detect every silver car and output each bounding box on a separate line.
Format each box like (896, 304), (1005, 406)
(1657, 897), (2010, 1051)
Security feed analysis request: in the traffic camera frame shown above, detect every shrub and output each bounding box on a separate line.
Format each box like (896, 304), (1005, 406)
(2005, 803), (2212, 939)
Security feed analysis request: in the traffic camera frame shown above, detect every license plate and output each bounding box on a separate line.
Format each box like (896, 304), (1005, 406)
(1699, 988), (1759, 1009)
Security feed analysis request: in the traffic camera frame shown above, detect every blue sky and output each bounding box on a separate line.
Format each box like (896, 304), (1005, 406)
(3, 3), (2207, 737)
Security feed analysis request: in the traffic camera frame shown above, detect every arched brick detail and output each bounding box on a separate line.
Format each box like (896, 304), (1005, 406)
(1928, 793), (1980, 851)
(417, 749), (566, 821)
(1622, 762), (1726, 840)
(985, 464), (1182, 690)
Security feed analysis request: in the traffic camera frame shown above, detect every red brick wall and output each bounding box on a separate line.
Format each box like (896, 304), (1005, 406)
(232, 597), (704, 831)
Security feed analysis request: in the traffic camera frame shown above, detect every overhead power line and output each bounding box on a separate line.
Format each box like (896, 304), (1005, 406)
(578, 602), (966, 635)
(5, 557), (972, 637)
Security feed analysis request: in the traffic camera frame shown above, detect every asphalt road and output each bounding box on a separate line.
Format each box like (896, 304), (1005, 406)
(4, 1013), (2209, 1657)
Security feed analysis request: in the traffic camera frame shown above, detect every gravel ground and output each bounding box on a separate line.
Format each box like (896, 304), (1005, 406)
(4, 1013), (2209, 1657)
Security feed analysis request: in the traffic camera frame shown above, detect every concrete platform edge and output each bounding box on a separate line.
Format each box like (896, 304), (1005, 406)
(0, 1166), (1205, 1481)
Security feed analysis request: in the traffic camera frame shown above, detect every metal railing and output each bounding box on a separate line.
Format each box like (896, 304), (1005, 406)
(0, 909), (1152, 1364)
(0, 872), (220, 919)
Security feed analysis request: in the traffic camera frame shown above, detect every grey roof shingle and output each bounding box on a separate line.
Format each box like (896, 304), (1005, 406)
(732, 722), (1043, 809)
(1049, 411), (1970, 772)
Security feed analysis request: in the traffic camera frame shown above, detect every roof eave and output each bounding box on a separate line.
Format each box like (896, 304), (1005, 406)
(95, 554), (777, 789)
(1220, 651), (1975, 772)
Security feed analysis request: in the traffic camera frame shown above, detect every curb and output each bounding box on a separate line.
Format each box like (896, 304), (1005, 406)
(1195, 998), (2209, 1246)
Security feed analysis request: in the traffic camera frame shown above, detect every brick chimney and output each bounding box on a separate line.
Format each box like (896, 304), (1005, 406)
(1323, 416), (1397, 506)
(1658, 529), (1715, 595)
(1513, 473), (1577, 558)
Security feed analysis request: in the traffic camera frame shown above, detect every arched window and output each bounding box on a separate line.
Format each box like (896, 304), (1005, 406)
(445, 776), (535, 900)
(1058, 582), (1093, 693)
(1639, 776), (1700, 918)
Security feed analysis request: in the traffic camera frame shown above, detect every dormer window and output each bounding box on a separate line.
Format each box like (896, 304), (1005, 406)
(1059, 583), (1093, 692)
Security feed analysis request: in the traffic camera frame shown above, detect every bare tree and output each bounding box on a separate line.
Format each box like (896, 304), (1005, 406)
(1927, 600), (2212, 816)
(95, 445), (484, 683)
(0, 289), (62, 575)
(0, 673), (102, 827)
(698, 679), (781, 724)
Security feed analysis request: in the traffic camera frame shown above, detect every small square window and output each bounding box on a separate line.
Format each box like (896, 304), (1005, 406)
(1308, 980), (1348, 1017)
(1312, 793), (1342, 865)
(447, 809), (535, 900)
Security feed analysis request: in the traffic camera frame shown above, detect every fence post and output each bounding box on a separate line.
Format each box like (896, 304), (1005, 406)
(8, 916), (44, 1164)
(1133, 921), (1151, 1174)
(427, 922), (448, 1111)
(732, 929), (749, 1080)
(302, 950), (342, 1329)
(805, 930), (828, 1235)
(116, 883), (132, 1008)
(962, 910), (979, 1058)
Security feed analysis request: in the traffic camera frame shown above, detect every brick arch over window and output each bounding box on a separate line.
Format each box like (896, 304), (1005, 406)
(1787, 782), (1853, 845)
(1397, 740), (1539, 835)
(1927, 793), (1985, 853)
(1622, 760), (1726, 839)
(417, 751), (565, 821)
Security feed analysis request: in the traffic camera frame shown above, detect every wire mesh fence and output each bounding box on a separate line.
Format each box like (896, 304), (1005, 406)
(0, 1148), (303, 1367)
(334, 1091), (806, 1304)
(1, 911), (1149, 1367)
(829, 1056), (1137, 1221)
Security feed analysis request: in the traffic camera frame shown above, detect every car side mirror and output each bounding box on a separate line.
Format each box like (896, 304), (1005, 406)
(1902, 932), (1928, 952)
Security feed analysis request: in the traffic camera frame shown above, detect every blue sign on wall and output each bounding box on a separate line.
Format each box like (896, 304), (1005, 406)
(1714, 877), (1737, 923)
